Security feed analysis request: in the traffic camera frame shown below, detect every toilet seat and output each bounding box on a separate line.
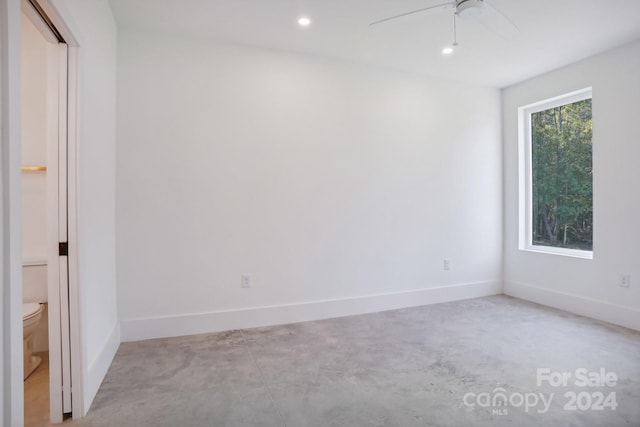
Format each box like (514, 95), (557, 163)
(22, 302), (43, 380)
(23, 302), (42, 320)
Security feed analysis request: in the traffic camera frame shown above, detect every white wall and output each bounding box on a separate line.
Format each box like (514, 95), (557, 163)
(116, 30), (503, 341)
(21, 12), (52, 263)
(52, 0), (120, 413)
(503, 40), (640, 331)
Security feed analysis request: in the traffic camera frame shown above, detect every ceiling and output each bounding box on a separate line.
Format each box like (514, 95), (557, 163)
(108, 0), (640, 88)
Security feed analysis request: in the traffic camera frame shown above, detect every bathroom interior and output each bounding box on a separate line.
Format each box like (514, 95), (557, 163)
(22, 9), (57, 427)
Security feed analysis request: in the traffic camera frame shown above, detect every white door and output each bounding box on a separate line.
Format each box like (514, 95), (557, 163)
(48, 41), (73, 419)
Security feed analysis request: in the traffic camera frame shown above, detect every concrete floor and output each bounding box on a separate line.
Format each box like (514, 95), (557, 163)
(68, 295), (639, 426)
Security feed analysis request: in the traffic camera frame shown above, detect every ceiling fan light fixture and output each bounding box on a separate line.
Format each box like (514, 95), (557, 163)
(456, 0), (484, 19)
(442, 42), (458, 56)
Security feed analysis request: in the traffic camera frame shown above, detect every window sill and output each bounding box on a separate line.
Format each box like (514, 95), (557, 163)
(521, 245), (593, 260)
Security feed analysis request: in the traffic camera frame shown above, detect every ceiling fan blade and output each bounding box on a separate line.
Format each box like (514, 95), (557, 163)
(369, 2), (453, 27)
(478, 0), (520, 39)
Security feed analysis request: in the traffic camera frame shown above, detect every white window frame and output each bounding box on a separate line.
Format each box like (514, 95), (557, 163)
(518, 87), (593, 259)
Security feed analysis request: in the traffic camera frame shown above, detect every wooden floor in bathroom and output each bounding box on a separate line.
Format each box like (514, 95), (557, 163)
(24, 352), (50, 427)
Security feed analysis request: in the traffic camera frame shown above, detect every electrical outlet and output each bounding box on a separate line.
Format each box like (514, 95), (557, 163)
(444, 258), (451, 271)
(619, 274), (630, 288)
(241, 274), (252, 288)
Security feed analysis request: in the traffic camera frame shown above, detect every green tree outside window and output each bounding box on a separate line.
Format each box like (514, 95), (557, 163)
(531, 99), (593, 250)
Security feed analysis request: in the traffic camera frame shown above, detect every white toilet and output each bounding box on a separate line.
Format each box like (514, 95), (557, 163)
(23, 302), (44, 379)
(23, 262), (48, 380)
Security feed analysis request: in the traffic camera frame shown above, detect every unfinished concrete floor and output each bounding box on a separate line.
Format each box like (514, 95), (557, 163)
(69, 295), (639, 427)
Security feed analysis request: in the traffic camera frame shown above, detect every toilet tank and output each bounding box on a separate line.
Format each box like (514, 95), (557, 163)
(23, 261), (48, 303)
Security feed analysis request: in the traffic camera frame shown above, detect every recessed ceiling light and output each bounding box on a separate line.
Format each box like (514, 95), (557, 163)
(297, 17), (311, 27)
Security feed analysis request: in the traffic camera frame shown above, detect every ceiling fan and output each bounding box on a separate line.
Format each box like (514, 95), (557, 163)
(370, 0), (519, 53)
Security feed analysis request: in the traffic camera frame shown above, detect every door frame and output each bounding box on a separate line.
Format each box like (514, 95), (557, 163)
(22, 3), (72, 419)
(1, 0), (25, 425)
(25, 0), (83, 420)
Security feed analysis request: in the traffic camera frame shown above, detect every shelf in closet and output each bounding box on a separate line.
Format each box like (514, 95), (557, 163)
(21, 165), (47, 172)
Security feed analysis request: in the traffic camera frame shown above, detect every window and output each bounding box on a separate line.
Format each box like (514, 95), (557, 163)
(519, 88), (593, 258)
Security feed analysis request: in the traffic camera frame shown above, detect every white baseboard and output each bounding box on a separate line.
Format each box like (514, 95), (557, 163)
(83, 322), (120, 415)
(504, 281), (640, 331)
(120, 281), (502, 342)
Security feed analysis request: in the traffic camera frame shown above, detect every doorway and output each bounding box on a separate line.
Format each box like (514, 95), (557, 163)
(20, 0), (79, 423)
